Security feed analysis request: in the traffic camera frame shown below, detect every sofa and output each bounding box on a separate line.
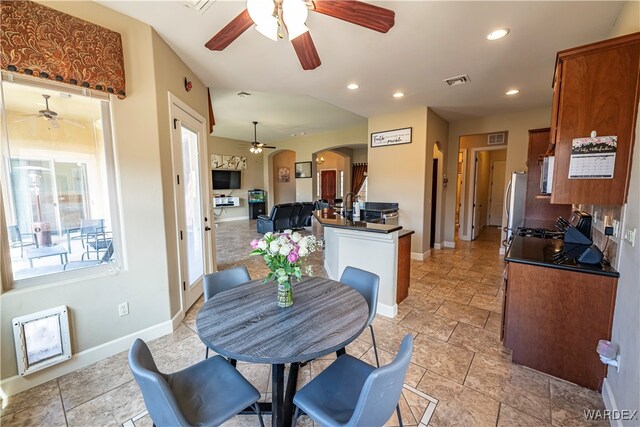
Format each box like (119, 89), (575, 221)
(256, 202), (315, 234)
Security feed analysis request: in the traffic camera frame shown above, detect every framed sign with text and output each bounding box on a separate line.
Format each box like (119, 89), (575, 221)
(370, 127), (412, 148)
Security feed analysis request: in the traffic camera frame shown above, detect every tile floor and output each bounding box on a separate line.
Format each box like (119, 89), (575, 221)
(0, 221), (607, 427)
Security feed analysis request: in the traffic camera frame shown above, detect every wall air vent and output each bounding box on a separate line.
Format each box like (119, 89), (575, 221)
(488, 132), (506, 145)
(236, 91), (252, 98)
(182, 0), (215, 14)
(443, 74), (471, 86)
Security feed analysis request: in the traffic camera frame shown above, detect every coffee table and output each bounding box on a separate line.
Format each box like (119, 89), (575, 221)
(196, 276), (368, 427)
(27, 245), (68, 267)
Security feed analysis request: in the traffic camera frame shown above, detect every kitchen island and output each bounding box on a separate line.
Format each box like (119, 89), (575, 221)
(313, 210), (412, 318)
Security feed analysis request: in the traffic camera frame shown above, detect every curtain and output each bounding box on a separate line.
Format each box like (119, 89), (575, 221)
(1, 1), (126, 97)
(352, 163), (368, 194)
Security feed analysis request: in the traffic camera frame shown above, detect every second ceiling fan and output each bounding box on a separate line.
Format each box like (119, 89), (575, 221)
(205, 0), (395, 70)
(249, 121), (276, 153)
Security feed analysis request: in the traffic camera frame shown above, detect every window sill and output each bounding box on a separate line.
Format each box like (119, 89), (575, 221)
(7, 263), (122, 294)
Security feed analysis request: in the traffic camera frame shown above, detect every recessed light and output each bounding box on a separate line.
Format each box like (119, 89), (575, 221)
(506, 89), (520, 95)
(487, 28), (510, 41)
(300, 132), (305, 135)
(393, 92), (404, 98)
(347, 83), (359, 90)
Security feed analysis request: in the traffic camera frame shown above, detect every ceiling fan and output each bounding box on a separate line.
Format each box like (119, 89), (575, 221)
(249, 121), (276, 153)
(205, 0), (395, 70)
(14, 94), (83, 129)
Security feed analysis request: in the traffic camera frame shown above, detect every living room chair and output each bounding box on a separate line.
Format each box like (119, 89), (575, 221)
(8, 225), (38, 258)
(256, 203), (297, 234)
(292, 334), (413, 427)
(129, 338), (264, 427)
(203, 266), (251, 360)
(293, 202), (315, 229)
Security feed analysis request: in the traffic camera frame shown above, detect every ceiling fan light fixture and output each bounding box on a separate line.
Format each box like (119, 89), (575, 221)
(283, 0), (309, 40)
(487, 28), (510, 41)
(247, 0), (279, 41)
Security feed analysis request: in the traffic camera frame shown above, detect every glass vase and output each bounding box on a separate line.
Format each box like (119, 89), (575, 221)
(276, 280), (293, 308)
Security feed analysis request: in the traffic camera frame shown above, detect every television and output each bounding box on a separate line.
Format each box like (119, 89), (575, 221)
(212, 170), (241, 190)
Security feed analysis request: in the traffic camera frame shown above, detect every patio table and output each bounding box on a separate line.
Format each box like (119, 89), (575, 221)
(196, 276), (368, 427)
(26, 244), (68, 267)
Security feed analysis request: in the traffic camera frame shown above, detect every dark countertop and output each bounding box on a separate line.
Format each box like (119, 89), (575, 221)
(505, 236), (619, 278)
(399, 229), (414, 238)
(313, 210), (403, 234)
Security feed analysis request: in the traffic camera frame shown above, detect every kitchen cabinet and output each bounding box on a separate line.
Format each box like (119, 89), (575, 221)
(396, 230), (413, 303)
(550, 32), (640, 205)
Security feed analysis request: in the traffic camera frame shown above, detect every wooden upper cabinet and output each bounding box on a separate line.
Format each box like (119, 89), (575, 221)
(551, 32), (640, 205)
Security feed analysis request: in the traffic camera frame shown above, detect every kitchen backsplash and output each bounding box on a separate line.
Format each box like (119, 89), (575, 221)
(573, 204), (622, 268)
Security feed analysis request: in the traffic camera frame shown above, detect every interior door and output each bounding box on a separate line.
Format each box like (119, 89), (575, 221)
(488, 160), (506, 226)
(472, 153), (481, 240)
(430, 159), (438, 247)
(171, 99), (211, 312)
(321, 170), (336, 201)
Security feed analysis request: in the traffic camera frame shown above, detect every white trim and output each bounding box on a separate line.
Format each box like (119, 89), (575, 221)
(499, 246), (506, 255)
(411, 250), (431, 261)
(444, 241), (456, 248)
(376, 301), (397, 318)
(214, 216), (249, 223)
(0, 317), (176, 397)
(324, 260), (334, 280)
(602, 378), (624, 427)
(171, 309), (184, 330)
(433, 243), (442, 250)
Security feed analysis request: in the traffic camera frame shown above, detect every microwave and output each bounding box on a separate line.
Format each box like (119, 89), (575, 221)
(540, 156), (555, 194)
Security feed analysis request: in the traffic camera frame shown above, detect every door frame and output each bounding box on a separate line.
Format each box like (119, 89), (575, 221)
(168, 92), (213, 315)
(461, 145), (507, 241)
(488, 159), (507, 226)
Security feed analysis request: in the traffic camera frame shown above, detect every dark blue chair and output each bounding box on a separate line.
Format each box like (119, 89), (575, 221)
(129, 338), (264, 427)
(292, 334), (413, 426)
(203, 266), (251, 360)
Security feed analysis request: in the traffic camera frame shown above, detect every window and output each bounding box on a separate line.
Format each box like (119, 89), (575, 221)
(1, 75), (120, 283)
(357, 177), (368, 202)
(339, 170), (344, 198)
(316, 172), (321, 197)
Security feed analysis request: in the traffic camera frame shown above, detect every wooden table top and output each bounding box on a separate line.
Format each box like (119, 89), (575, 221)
(196, 276), (369, 364)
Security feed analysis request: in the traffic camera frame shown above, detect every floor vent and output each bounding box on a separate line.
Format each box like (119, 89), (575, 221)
(488, 132), (506, 145)
(443, 74), (471, 86)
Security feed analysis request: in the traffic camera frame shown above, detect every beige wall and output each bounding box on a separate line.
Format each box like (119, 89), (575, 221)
(316, 150), (350, 199)
(208, 136), (265, 220)
(352, 147), (368, 163)
(272, 150), (296, 204)
(368, 107), (431, 256)
(445, 107), (552, 244)
(1, 0), (208, 385)
(460, 132), (509, 149)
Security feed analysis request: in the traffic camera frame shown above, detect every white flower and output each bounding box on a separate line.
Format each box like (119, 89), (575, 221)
(298, 236), (308, 248)
(283, 229), (292, 235)
(291, 232), (302, 243)
(264, 232), (273, 239)
(299, 246), (309, 257)
(279, 244), (293, 256)
(278, 235), (289, 245)
(257, 240), (268, 251)
(269, 240), (280, 254)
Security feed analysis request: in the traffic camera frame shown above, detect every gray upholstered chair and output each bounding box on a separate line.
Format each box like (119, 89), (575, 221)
(203, 266), (251, 360)
(292, 334), (413, 427)
(129, 338), (264, 427)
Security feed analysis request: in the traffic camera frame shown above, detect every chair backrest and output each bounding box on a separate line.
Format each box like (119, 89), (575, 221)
(296, 202), (315, 228)
(340, 266), (379, 326)
(348, 335), (414, 426)
(290, 203), (303, 228)
(129, 339), (191, 426)
(203, 266), (251, 301)
(80, 218), (104, 233)
(273, 204), (297, 231)
(8, 225), (21, 243)
(315, 201), (330, 210)
(100, 240), (115, 263)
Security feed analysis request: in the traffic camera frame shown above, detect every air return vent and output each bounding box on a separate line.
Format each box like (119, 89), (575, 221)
(443, 74), (471, 86)
(488, 132), (506, 145)
(182, 0), (215, 13)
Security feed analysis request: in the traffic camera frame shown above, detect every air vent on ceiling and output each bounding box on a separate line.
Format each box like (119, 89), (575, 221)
(236, 91), (252, 98)
(182, 0), (215, 13)
(488, 132), (506, 145)
(443, 74), (471, 86)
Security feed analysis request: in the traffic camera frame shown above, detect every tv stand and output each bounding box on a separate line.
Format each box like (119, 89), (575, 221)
(213, 197), (240, 207)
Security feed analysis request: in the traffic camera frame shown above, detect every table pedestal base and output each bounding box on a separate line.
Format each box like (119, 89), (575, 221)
(241, 362), (299, 427)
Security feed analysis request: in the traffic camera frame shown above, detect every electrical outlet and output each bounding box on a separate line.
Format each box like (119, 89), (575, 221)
(118, 302), (129, 317)
(623, 227), (636, 247)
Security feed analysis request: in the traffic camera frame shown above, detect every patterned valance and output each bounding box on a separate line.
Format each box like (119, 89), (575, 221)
(1, 1), (126, 97)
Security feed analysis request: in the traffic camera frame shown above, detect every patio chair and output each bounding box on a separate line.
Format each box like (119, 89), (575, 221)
(64, 240), (114, 271)
(292, 334), (413, 427)
(8, 225), (38, 258)
(67, 219), (105, 252)
(129, 338), (264, 427)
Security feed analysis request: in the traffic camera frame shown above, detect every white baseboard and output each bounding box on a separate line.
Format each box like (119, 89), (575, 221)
(499, 246), (506, 255)
(376, 302), (397, 318)
(0, 313), (180, 398)
(323, 260), (334, 280)
(171, 309), (184, 330)
(433, 243), (442, 250)
(215, 216), (249, 223)
(602, 378), (624, 427)
(411, 250), (431, 261)
(443, 241), (455, 248)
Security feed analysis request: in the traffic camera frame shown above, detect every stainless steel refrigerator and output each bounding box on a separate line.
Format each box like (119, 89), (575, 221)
(505, 171), (528, 241)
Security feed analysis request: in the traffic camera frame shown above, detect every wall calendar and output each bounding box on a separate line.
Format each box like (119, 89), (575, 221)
(568, 135), (617, 179)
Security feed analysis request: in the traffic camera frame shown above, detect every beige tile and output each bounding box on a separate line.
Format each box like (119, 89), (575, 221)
(0, 395), (66, 427)
(446, 268), (485, 283)
(133, 413), (154, 427)
(403, 292), (444, 313)
(550, 378), (608, 426)
(469, 292), (504, 313)
(388, 301), (415, 324)
(428, 286), (475, 305)
(447, 322), (511, 360)
(384, 391), (418, 426)
(455, 280), (500, 296)
(66, 380), (146, 427)
(360, 346), (426, 388)
(482, 273), (504, 285)
(411, 335), (474, 384)
(498, 403), (552, 426)
(153, 333), (207, 374)
(417, 370), (499, 427)
(0, 380), (60, 417)
(147, 323), (196, 353)
(484, 311), (503, 335)
(236, 362), (271, 393)
(464, 353), (551, 423)
(358, 318), (418, 353)
(399, 310), (458, 341)
(435, 300), (490, 327)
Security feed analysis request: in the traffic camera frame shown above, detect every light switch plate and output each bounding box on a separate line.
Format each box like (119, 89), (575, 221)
(118, 302), (129, 316)
(623, 227), (636, 247)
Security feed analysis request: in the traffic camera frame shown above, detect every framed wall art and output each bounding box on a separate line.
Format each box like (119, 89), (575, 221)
(295, 161), (312, 178)
(371, 127), (412, 148)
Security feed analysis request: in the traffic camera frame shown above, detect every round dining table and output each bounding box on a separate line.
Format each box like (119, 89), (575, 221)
(196, 276), (369, 427)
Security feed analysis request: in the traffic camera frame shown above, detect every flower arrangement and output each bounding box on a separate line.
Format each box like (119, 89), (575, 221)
(250, 230), (319, 307)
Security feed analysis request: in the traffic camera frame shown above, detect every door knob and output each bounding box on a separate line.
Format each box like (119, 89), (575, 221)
(205, 226), (211, 231)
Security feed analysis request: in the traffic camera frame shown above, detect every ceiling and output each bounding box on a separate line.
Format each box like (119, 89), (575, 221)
(100, 1), (624, 141)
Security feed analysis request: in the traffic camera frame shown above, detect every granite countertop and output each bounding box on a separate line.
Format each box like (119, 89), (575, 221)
(399, 229), (415, 238)
(313, 210), (402, 234)
(505, 236), (619, 278)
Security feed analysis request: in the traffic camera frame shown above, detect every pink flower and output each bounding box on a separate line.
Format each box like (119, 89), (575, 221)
(250, 239), (260, 249)
(287, 251), (299, 263)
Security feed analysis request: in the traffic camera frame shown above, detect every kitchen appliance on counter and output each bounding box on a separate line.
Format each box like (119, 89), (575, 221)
(505, 172), (528, 242)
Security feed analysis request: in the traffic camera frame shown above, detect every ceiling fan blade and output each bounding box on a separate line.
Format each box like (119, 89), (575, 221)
(205, 9), (253, 51)
(263, 145), (277, 149)
(311, 0), (395, 33)
(291, 32), (321, 70)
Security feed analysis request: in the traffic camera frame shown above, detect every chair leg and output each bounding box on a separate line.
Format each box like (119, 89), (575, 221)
(336, 347), (346, 358)
(205, 347), (209, 359)
(291, 406), (299, 427)
(396, 404), (403, 427)
(229, 358), (237, 367)
(253, 402), (265, 427)
(370, 325), (381, 368)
